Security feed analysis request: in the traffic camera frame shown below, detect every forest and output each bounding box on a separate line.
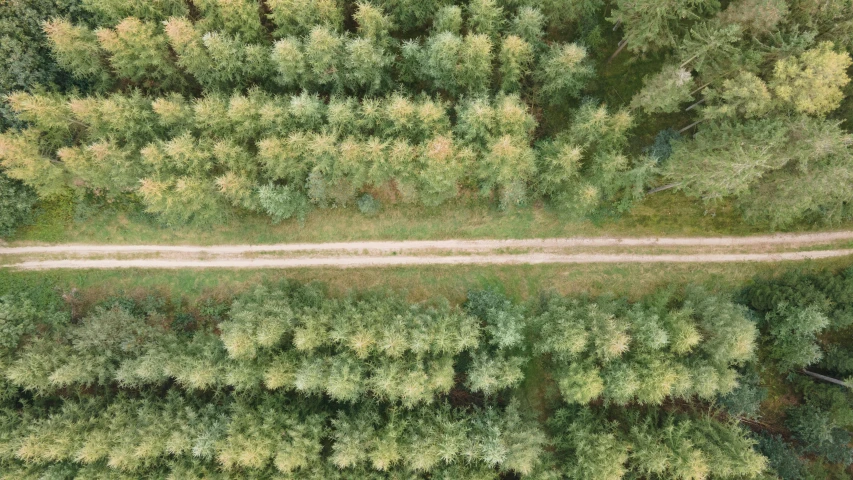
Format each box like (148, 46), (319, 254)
(2, 0), (853, 236)
(0, 267), (851, 478)
(2, 1), (853, 479)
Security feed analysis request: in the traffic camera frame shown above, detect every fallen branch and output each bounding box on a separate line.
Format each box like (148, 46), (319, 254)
(647, 183), (678, 194)
(608, 39), (629, 64)
(679, 120), (704, 133)
(802, 369), (850, 388)
(685, 98), (706, 111)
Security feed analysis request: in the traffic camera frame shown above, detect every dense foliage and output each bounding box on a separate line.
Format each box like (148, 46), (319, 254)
(0, 279), (774, 478)
(6, 0), (852, 231)
(737, 267), (853, 476)
(3, 267), (853, 477)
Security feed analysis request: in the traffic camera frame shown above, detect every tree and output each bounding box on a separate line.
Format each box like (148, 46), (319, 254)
(96, 18), (183, 91)
(0, 173), (37, 238)
(677, 19), (743, 76)
(467, 0), (504, 38)
(764, 304), (829, 371)
(267, 0), (345, 38)
(271, 37), (306, 89)
(510, 6), (545, 44)
(373, 0), (448, 32)
(702, 72), (772, 120)
(194, 0), (265, 42)
(541, 0), (604, 24)
(478, 135), (536, 208)
(432, 5), (462, 34)
(58, 141), (146, 197)
(665, 118), (790, 201)
(630, 63), (694, 114)
(344, 38), (393, 94)
(304, 26), (345, 89)
(1, 1), (91, 128)
(536, 43), (594, 103)
(498, 35), (533, 92)
(0, 130), (67, 197)
(423, 32), (462, 93)
(258, 185), (309, 223)
(81, 0), (189, 24)
(417, 135), (467, 206)
(609, 0), (721, 53)
(42, 19), (111, 88)
(787, 405), (853, 466)
(667, 115), (853, 226)
(457, 34), (493, 95)
(354, 1), (394, 43)
(718, 0), (788, 36)
(771, 41), (852, 116)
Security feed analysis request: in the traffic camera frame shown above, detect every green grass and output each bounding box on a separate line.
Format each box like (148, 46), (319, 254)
(11, 190), (848, 246)
(4, 256), (852, 306)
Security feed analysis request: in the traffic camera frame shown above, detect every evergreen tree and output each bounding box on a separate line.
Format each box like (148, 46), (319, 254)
(267, 0), (345, 38)
(536, 43), (594, 103)
(498, 35), (533, 92)
(609, 0), (721, 53)
(631, 63), (694, 114)
(96, 18), (183, 91)
(42, 19), (111, 88)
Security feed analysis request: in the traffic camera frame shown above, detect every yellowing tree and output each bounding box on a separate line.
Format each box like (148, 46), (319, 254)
(0, 130), (67, 197)
(771, 41), (852, 116)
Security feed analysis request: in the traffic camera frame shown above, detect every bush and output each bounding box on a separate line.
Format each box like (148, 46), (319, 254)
(644, 128), (681, 162)
(756, 434), (806, 480)
(786, 404), (853, 466)
(257, 184), (310, 223)
(356, 193), (381, 216)
(717, 366), (767, 420)
(764, 304), (829, 371)
(0, 172), (38, 238)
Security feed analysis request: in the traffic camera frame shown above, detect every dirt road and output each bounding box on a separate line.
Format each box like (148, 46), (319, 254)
(3, 250), (851, 270)
(2, 232), (853, 270)
(3, 230), (853, 255)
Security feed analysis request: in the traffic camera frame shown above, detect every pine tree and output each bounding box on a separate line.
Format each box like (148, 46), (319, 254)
(498, 35), (533, 92)
(81, 0), (189, 24)
(194, 0), (265, 42)
(536, 43), (594, 103)
(304, 26), (345, 89)
(630, 63), (694, 114)
(96, 18), (183, 91)
(510, 6), (545, 44)
(718, 0), (788, 36)
(58, 141), (145, 197)
(0, 130), (67, 197)
(267, 0), (345, 38)
(432, 5), (462, 34)
(423, 32), (462, 93)
(771, 41), (851, 116)
(458, 34), (493, 95)
(42, 19), (111, 87)
(702, 72), (772, 120)
(467, 0), (504, 38)
(609, 0), (721, 53)
(373, 0), (448, 32)
(344, 38), (393, 94)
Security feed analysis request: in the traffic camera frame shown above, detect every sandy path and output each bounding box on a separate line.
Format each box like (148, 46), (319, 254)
(7, 249), (853, 270)
(3, 230), (853, 255)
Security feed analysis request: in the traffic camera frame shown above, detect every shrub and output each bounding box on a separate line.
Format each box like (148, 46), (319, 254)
(0, 172), (38, 238)
(258, 184), (310, 223)
(356, 193), (381, 216)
